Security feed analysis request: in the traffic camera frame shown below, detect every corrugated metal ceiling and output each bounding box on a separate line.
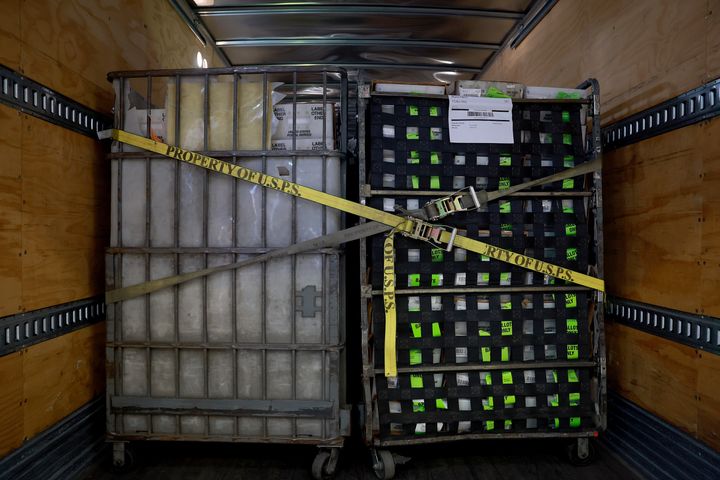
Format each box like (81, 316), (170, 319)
(181, 1), (550, 82)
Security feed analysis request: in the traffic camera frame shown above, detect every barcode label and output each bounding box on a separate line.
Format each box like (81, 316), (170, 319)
(468, 110), (494, 118)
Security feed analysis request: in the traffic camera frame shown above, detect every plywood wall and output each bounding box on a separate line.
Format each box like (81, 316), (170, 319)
(0, 0), (221, 458)
(482, 0), (720, 450)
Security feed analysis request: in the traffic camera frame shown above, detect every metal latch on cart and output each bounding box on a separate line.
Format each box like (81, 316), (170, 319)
(297, 285), (322, 318)
(422, 186), (481, 220)
(401, 220), (457, 252)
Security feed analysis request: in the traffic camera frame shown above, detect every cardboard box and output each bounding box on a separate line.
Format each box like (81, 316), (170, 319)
(272, 102), (334, 140)
(373, 80), (446, 96)
(454, 80), (525, 99)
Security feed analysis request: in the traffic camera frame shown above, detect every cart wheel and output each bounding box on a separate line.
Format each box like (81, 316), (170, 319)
(312, 450), (338, 480)
(111, 443), (135, 472)
(567, 438), (596, 466)
(372, 449), (395, 480)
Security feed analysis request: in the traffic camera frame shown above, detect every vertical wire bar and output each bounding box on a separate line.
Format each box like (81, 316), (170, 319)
(261, 71), (268, 438)
(321, 71), (328, 439)
(145, 75), (153, 433)
(173, 74), (182, 435)
(203, 73), (210, 436)
(115, 77), (126, 434)
(291, 71), (298, 438)
(232, 72), (239, 437)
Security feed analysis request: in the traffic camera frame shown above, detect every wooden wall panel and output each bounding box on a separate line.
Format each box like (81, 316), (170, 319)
(607, 321), (720, 451)
(0, 323), (105, 457)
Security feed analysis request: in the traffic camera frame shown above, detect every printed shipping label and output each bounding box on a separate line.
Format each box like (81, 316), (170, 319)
(448, 96), (514, 144)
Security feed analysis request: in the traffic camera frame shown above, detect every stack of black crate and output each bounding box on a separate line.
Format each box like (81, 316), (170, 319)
(366, 94), (595, 440)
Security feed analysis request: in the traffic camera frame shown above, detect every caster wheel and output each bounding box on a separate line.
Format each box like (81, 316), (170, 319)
(372, 449), (395, 480)
(312, 450), (338, 479)
(112, 445), (135, 472)
(567, 439), (596, 466)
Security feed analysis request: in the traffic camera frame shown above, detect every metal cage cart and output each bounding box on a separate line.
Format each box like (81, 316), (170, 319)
(358, 80), (605, 479)
(105, 66), (349, 478)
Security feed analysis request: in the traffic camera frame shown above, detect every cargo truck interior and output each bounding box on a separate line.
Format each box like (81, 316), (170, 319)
(0, 1), (718, 480)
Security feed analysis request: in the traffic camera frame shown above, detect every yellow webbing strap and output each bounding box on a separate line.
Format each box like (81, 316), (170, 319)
(383, 234), (397, 377)
(101, 129), (604, 292)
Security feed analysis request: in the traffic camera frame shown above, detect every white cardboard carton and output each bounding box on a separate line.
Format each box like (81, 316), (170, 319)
(273, 102), (334, 141)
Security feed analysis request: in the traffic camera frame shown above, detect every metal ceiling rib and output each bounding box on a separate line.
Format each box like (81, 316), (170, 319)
(183, 0), (547, 80)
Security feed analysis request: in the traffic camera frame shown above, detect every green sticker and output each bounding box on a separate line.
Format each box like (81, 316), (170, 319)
(552, 369), (558, 383)
(563, 155), (575, 168)
(568, 369), (579, 383)
(567, 344), (579, 360)
(501, 346), (510, 362)
(430, 152), (440, 164)
(499, 177), (511, 190)
(410, 150), (420, 160)
(482, 372), (493, 385)
(429, 106), (439, 117)
(565, 293), (577, 308)
(499, 155), (512, 166)
(481, 347), (491, 362)
(430, 176), (440, 189)
(431, 249), (444, 262)
(408, 156), (420, 164)
(479, 327), (491, 337)
(411, 175), (420, 189)
(570, 417), (581, 428)
(409, 274), (420, 287)
(566, 247), (577, 261)
(406, 130), (419, 140)
(410, 374), (424, 389)
(501, 301), (512, 310)
(563, 133), (572, 145)
(483, 397), (494, 411)
(412, 399), (425, 412)
(501, 320), (513, 336)
(504, 395), (516, 407)
(479, 272), (489, 283)
(550, 394), (559, 407)
(481, 255), (490, 262)
(486, 86), (511, 98)
(409, 105), (419, 116)
(431, 273), (442, 286)
(500, 272), (511, 283)
(502, 371), (513, 384)
(432, 322), (442, 337)
(411, 322), (422, 338)
(504, 419), (513, 430)
(501, 223), (513, 232)
(499, 201), (511, 213)
(436, 398), (448, 410)
(565, 224), (577, 236)
(486, 420), (495, 431)
(553, 418), (560, 429)
(410, 349), (422, 365)
(566, 319), (578, 334)
(569, 392), (580, 407)
(562, 178), (574, 189)
(562, 111), (570, 123)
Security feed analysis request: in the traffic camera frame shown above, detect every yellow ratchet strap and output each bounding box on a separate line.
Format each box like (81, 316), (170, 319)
(383, 234), (398, 377)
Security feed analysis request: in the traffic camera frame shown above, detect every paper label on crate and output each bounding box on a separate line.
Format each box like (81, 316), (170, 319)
(448, 96), (514, 144)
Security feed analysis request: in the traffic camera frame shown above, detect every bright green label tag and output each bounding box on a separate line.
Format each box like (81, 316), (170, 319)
(431, 249), (444, 262)
(486, 420), (495, 431)
(504, 395), (516, 407)
(411, 175), (420, 189)
(483, 372), (493, 385)
(501, 346), (510, 362)
(410, 150), (419, 160)
(411, 322), (422, 337)
(481, 255), (490, 262)
(499, 155), (512, 166)
(562, 111), (570, 123)
(430, 176), (440, 189)
(408, 156), (420, 164)
(406, 130), (419, 140)
(502, 371), (513, 384)
(563, 133), (572, 145)
(501, 223), (512, 232)
(552, 370), (558, 383)
(501, 320), (512, 336)
(566, 247), (577, 261)
(479, 272), (489, 283)
(501, 301), (512, 310)
(567, 344), (579, 359)
(553, 418), (560, 428)
(563, 155), (575, 168)
(412, 399), (425, 412)
(499, 177), (511, 190)
(409, 274), (420, 287)
(481, 347), (491, 362)
(500, 272), (511, 283)
(429, 106), (439, 117)
(570, 417), (581, 428)
(499, 201), (511, 213)
(410, 349), (422, 365)
(409, 105), (419, 116)
(565, 293), (577, 308)
(566, 318), (578, 334)
(504, 419), (513, 430)
(483, 397), (494, 411)
(568, 369), (579, 383)
(566, 224), (577, 236)
(479, 328), (490, 337)
(569, 392), (580, 407)
(431, 273), (442, 286)
(410, 374), (423, 388)
(550, 394), (559, 407)
(430, 152), (440, 164)
(432, 322), (441, 337)
(436, 398), (448, 409)
(562, 178), (574, 189)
